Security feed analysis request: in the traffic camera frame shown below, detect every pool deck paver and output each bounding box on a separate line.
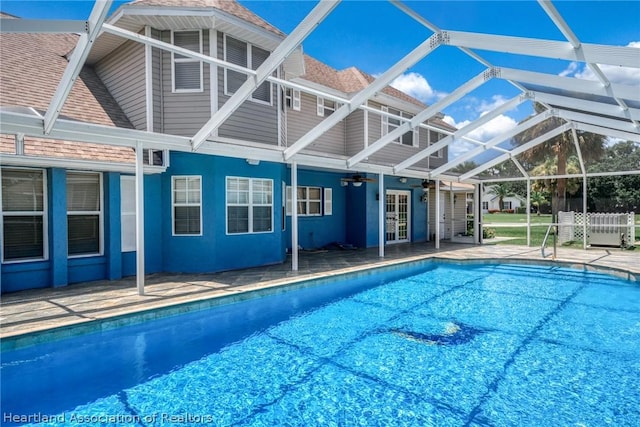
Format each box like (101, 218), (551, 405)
(1, 243), (638, 340)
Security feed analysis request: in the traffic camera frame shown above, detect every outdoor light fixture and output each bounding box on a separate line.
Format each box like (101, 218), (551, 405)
(340, 180), (348, 187)
(398, 177), (407, 183)
(352, 181), (363, 187)
(246, 158), (260, 166)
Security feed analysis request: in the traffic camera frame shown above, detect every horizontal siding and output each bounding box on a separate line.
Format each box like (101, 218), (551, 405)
(286, 92), (345, 156)
(345, 109), (365, 157)
(160, 30), (211, 137)
(95, 39), (146, 131)
(215, 32), (278, 145)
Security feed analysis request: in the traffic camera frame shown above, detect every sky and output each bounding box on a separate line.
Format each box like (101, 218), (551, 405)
(2, 0), (639, 160)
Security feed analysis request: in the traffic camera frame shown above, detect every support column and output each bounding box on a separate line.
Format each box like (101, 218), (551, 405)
(291, 161), (298, 271)
(49, 168), (68, 287)
(135, 142), (145, 295)
(526, 178), (531, 247)
(435, 180), (440, 249)
(476, 183), (483, 245)
(449, 182), (454, 240)
(583, 176), (588, 249)
(378, 172), (385, 258)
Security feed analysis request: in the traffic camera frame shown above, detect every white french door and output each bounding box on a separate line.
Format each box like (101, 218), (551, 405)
(385, 190), (411, 244)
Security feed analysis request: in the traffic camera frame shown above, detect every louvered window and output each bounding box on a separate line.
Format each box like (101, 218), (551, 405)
(67, 172), (102, 256)
(172, 30), (203, 92)
(1, 168), (46, 262)
(224, 35), (272, 104)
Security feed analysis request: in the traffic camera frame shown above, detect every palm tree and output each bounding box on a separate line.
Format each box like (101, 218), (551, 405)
(452, 161), (478, 174)
(513, 103), (606, 214)
(486, 183), (514, 212)
(530, 190), (549, 216)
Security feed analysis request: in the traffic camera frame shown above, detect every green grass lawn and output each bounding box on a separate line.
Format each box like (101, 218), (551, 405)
(481, 213), (639, 247)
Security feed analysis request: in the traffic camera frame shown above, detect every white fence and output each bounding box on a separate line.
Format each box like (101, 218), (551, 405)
(558, 211), (636, 247)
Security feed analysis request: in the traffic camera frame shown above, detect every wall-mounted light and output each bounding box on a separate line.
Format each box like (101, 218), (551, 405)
(398, 177), (407, 184)
(246, 158), (260, 166)
(340, 180), (348, 187)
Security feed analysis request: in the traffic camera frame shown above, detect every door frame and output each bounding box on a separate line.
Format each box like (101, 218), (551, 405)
(385, 189), (411, 244)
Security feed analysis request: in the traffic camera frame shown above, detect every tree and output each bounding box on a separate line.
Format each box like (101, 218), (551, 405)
(513, 103), (606, 214)
(530, 190), (549, 216)
(452, 161), (478, 174)
(486, 183), (514, 211)
(587, 141), (640, 212)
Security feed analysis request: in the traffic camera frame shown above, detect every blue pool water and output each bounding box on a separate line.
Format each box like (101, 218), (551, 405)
(2, 262), (639, 426)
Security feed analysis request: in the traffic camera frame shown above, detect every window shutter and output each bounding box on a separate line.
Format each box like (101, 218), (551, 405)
(381, 106), (389, 135)
(324, 188), (332, 216)
(317, 97), (324, 116)
(285, 185), (292, 216)
(120, 176), (136, 252)
(292, 89), (301, 111)
(251, 45), (271, 102)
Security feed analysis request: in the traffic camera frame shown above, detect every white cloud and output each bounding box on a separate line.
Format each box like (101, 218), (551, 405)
(442, 113), (518, 159)
(559, 41), (640, 86)
(478, 95), (510, 114)
(390, 72), (446, 103)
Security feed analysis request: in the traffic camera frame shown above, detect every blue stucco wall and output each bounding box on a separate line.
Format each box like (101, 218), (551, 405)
(162, 153), (286, 273)
(284, 169), (347, 251)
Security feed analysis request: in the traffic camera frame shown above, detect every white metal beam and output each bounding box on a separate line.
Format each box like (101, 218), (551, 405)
(570, 127), (586, 175)
(291, 161), (299, 271)
(135, 141), (145, 295)
(43, 0), (112, 135)
(190, 0), (340, 151)
(557, 109), (639, 134)
(459, 123), (572, 181)
(394, 94), (527, 173)
(0, 19), (89, 33)
(283, 31), (444, 160)
(378, 171), (385, 258)
(532, 91), (640, 122)
(348, 68), (491, 168)
(498, 67), (640, 103)
(573, 122), (640, 142)
(430, 110), (552, 178)
(443, 30), (640, 68)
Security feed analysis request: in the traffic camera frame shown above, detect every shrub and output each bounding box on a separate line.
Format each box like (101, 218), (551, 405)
(488, 209), (501, 214)
(516, 207), (527, 214)
(501, 209), (515, 214)
(483, 228), (496, 239)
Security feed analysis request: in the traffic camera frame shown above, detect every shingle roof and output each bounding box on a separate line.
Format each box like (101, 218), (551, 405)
(301, 55), (456, 132)
(128, 0), (284, 36)
(0, 14), (135, 163)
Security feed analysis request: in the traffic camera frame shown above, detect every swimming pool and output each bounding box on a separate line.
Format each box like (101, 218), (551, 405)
(2, 261), (639, 426)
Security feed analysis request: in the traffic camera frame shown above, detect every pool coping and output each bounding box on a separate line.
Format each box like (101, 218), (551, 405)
(2, 252), (637, 352)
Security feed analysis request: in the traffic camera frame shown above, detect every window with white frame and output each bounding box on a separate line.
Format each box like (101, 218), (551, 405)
(120, 176), (136, 252)
(297, 186), (322, 216)
(172, 176), (202, 235)
(382, 106), (418, 147)
(67, 172), (102, 256)
(285, 88), (301, 111)
(224, 35), (272, 104)
(502, 201), (513, 210)
(317, 97), (337, 117)
(172, 30), (203, 92)
(429, 130), (445, 158)
(482, 201), (489, 210)
(1, 168), (46, 262)
(285, 186), (332, 216)
(227, 177), (273, 234)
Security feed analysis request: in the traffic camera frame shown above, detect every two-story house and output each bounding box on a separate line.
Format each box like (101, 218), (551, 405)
(0, 0), (460, 293)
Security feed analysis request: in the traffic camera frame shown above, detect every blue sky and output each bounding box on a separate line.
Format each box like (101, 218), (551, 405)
(2, 0), (639, 158)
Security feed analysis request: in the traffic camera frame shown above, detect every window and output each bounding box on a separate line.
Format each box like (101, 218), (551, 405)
(67, 172), (102, 256)
(120, 176), (136, 252)
(224, 35), (272, 104)
(382, 106), (418, 147)
(482, 201), (489, 211)
(227, 177), (273, 234)
(502, 201), (513, 210)
(317, 97), (337, 117)
(172, 30), (203, 92)
(172, 176), (201, 235)
(285, 186), (332, 216)
(1, 168), (46, 262)
(297, 186), (322, 216)
(285, 88), (301, 111)
(142, 149), (168, 167)
(429, 130), (444, 158)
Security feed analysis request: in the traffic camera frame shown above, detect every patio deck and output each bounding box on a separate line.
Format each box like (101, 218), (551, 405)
(1, 243), (638, 341)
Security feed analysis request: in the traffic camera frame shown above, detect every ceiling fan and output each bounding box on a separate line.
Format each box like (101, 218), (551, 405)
(410, 179), (436, 191)
(341, 174), (376, 187)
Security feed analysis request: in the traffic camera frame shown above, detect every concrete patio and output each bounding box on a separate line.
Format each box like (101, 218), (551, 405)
(1, 243), (638, 343)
